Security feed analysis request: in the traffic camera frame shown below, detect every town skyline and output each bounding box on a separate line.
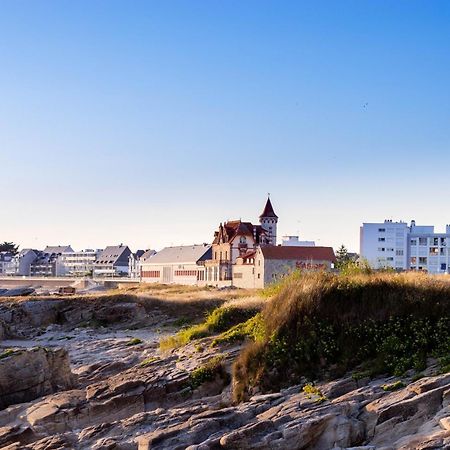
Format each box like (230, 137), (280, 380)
(2, 1), (450, 253)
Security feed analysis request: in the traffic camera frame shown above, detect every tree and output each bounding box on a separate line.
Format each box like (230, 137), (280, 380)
(0, 242), (19, 255)
(335, 244), (351, 269)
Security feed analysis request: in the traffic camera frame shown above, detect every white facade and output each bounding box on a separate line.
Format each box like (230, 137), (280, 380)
(0, 253), (13, 275)
(360, 220), (450, 274)
(281, 236), (316, 247)
(59, 249), (102, 276)
(4, 249), (38, 276)
(233, 246), (336, 289)
(141, 245), (211, 286)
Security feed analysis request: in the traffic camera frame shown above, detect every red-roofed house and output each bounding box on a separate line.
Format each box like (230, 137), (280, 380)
(232, 245), (336, 288)
(204, 197), (278, 284)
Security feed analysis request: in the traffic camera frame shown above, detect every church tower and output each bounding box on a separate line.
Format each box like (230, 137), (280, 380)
(259, 196), (278, 245)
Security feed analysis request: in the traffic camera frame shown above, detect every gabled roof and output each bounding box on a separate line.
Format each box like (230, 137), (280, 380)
(142, 244), (211, 265)
(95, 245), (132, 265)
(213, 221), (266, 244)
(43, 245), (73, 255)
(140, 249), (156, 262)
(259, 197), (278, 219)
(260, 246), (336, 262)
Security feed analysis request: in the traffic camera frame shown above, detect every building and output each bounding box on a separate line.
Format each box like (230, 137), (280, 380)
(205, 197), (278, 285)
(29, 246), (74, 277)
(360, 220), (450, 274)
(128, 249), (155, 279)
(4, 249), (39, 276)
(0, 252), (14, 275)
(232, 246), (336, 289)
(94, 245), (132, 277)
(281, 236), (316, 247)
(59, 249), (102, 277)
(140, 244), (211, 285)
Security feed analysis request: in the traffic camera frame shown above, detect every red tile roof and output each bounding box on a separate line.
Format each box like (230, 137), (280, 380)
(213, 221), (266, 244)
(260, 246), (336, 262)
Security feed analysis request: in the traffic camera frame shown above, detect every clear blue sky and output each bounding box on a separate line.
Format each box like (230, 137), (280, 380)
(1, 1), (450, 252)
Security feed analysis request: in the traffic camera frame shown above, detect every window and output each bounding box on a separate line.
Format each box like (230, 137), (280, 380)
(441, 263), (447, 271)
(386, 248), (394, 252)
(419, 238), (427, 246)
(234, 272), (243, 279)
(387, 257), (394, 261)
(378, 237), (385, 242)
(396, 250), (404, 256)
(419, 257), (427, 264)
(429, 247), (439, 255)
(433, 238), (439, 246)
(239, 236), (247, 244)
(411, 239), (417, 245)
(378, 228), (386, 232)
(378, 248), (385, 252)
(411, 257), (417, 265)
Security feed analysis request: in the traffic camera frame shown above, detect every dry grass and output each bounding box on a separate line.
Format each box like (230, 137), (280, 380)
(0, 284), (258, 323)
(233, 271), (450, 402)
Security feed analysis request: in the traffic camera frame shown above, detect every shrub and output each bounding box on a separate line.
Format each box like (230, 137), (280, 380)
(232, 271), (450, 402)
(126, 338), (143, 346)
(211, 313), (265, 346)
(0, 349), (18, 360)
(382, 380), (405, 391)
(189, 355), (229, 389)
(140, 357), (159, 367)
(160, 306), (259, 350)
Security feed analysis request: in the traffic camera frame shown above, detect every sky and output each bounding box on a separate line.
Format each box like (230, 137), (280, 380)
(1, 1), (450, 253)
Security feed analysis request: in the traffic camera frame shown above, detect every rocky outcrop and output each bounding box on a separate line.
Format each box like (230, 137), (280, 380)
(0, 347), (77, 409)
(0, 295), (448, 449)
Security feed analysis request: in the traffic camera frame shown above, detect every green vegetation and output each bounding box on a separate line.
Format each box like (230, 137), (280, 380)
(382, 380), (405, 391)
(160, 306), (259, 350)
(302, 383), (327, 403)
(211, 313), (265, 346)
(233, 272), (450, 402)
(351, 369), (372, 381)
(438, 355), (450, 374)
(126, 337), (143, 346)
(189, 355), (229, 389)
(0, 241), (19, 255)
(0, 349), (18, 360)
(140, 356), (159, 367)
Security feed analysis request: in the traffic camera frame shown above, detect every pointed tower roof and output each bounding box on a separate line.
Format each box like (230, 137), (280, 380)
(259, 197), (278, 219)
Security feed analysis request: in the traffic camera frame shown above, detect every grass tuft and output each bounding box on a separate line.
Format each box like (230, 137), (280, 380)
(189, 355), (229, 389)
(160, 306), (259, 350)
(126, 337), (143, 346)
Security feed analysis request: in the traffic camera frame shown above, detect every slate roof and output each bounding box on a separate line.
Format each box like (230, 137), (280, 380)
(43, 246), (73, 255)
(140, 249), (156, 262)
(260, 246), (336, 262)
(142, 245), (212, 265)
(95, 245), (132, 265)
(259, 197), (278, 219)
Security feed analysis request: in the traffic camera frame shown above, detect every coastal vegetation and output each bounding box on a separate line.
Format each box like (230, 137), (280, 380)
(160, 305), (260, 350)
(232, 271), (450, 402)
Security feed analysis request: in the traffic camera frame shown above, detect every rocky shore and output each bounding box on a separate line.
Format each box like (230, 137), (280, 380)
(0, 289), (448, 449)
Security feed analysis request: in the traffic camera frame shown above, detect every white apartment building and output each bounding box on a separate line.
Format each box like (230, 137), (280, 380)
(360, 220), (450, 274)
(59, 249), (102, 276)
